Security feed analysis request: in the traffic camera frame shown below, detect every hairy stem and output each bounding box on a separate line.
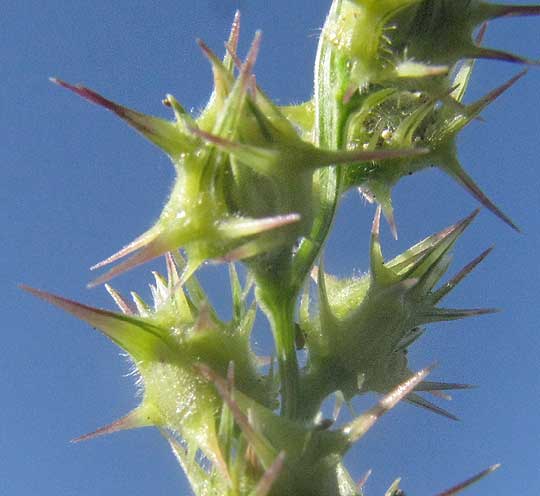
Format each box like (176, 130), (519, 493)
(292, 2), (350, 295)
(257, 282), (299, 419)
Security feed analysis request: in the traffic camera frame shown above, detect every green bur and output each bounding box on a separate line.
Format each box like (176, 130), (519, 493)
(52, 25), (423, 291)
(324, 0), (540, 89)
(23, 254), (273, 481)
(298, 209), (494, 420)
(192, 362), (433, 496)
(24, 253), (436, 496)
(319, 0), (540, 236)
(29, 1), (540, 494)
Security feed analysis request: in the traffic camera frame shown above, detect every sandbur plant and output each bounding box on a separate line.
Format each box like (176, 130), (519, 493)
(25, 1), (540, 494)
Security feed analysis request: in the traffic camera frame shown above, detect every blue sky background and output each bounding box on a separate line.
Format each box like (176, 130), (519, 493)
(4, 1), (540, 494)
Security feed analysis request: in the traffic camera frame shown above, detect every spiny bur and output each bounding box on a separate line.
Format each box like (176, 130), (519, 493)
(29, 2), (540, 494)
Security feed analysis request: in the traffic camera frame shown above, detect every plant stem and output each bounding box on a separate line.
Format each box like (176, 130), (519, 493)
(290, 3), (360, 423)
(257, 280), (299, 419)
(292, 3), (349, 294)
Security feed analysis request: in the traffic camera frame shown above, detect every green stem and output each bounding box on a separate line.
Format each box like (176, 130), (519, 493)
(290, 3), (357, 422)
(257, 281), (299, 419)
(291, 6), (350, 295)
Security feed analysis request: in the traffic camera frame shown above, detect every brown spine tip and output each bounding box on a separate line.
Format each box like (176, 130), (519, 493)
(434, 464), (501, 496)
